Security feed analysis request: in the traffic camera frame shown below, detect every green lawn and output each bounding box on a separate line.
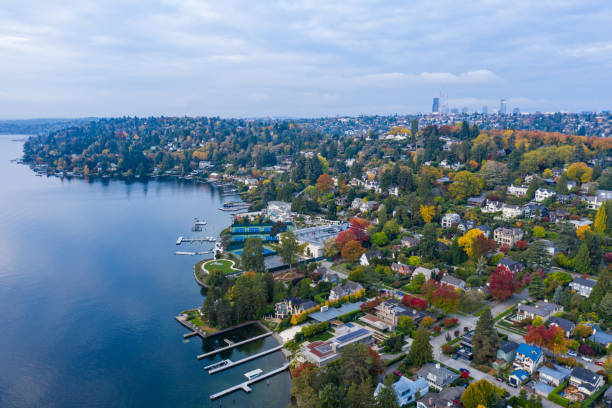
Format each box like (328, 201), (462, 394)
(203, 259), (241, 275)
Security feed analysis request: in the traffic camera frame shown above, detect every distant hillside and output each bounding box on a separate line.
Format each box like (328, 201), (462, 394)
(0, 118), (97, 136)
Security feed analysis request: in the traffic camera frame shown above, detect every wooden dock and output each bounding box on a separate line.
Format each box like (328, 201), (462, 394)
(196, 332), (272, 360)
(209, 364), (290, 400)
(207, 345), (283, 374)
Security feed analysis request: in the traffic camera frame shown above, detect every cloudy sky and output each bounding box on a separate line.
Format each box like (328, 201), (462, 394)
(1, 0), (611, 118)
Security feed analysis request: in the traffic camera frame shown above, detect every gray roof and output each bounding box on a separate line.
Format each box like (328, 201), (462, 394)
(499, 340), (519, 353)
(571, 277), (596, 288)
(518, 301), (561, 317)
(571, 367), (602, 385)
(549, 317), (576, 332)
(417, 363), (459, 386)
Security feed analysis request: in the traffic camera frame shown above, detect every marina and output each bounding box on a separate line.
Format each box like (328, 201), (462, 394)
(209, 364), (290, 400)
(175, 236), (217, 245)
(206, 345), (283, 374)
(196, 332), (273, 360)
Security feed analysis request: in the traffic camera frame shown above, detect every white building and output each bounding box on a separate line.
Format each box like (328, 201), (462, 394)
(294, 223), (349, 258)
(301, 325), (374, 367)
(493, 227), (524, 247)
(502, 204), (524, 219)
(535, 188), (556, 202)
(441, 213), (461, 229)
(266, 201), (293, 222)
(481, 200), (503, 213)
(569, 277), (597, 297)
(508, 184), (528, 197)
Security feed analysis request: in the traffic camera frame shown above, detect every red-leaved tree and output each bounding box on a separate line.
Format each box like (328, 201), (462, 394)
(336, 230), (358, 250)
(489, 266), (515, 301)
(349, 217), (370, 242)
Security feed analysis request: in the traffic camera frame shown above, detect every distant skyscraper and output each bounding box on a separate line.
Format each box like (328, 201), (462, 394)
(482, 105), (488, 114)
(499, 99), (507, 115)
(432, 97), (440, 113)
(450, 108), (459, 114)
(513, 107), (520, 115)
(461, 107), (469, 114)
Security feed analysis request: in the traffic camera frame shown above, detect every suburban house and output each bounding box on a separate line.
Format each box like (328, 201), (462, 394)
(481, 200), (503, 213)
(441, 213), (461, 229)
(457, 220), (476, 234)
(375, 376), (429, 406)
(589, 324), (612, 347)
(509, 369), (529, 386)
(359, 250), (382, 266)
(508, 184), (528, 197)
(538, 365), (571, 387)
(569, 367), (604, 398)
(502, 204), (524, 219)
(569, 277), (597, 297)
(417, 386), (464, 408)
(549, 316), (576, 338)
(301, 325), (374, 367)
(535, 188), (556, 202)
(275, 297), (317, 319)
(417, 363), (460, 391)
(498, 258), (526, 274)
(374, 299), (432, 329)
(493, 227), (524, 247)
(603, 386), (612, 407)
(391, 262), (413, 276)
(513, 343), (544, 374)
(329, 281), (364, 301)
(467, 196), (486, 207)
(413, 266), (436, 281)
(538, 239), (557, 256)
(401, 236), (420, 248)
(440, 275), (466, 290)
(524, 203), (549, 219)
(494, 340), (519, 368)
(516, 301), (563, 323)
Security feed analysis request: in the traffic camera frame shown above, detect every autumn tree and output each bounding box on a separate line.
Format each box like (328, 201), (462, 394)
(471, 234), (497, 260)
(349, 217), (370, 242)
(576, 225), (591, 240)
(449, 171), (484, 200)
(567, 162), (593, 183)
(316, 173), (334, 193)
(458, 229), (484, 258)
(336, 229), (358, 250)
(594, 204), (608, 234)
(489, 266), (515, 301)
(342, 240), (366, 262)
(420, 205), (435, 223)
(462, 380), (500, 408)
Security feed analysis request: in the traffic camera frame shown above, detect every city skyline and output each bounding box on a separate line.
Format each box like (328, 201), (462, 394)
(1, 1), (611, 118)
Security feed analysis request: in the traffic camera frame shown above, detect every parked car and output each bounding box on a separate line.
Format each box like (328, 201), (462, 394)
(567, 351), (577, 357)
(459, 368), (470, 374)
(495, 377), (504, 382)
(393, 370), (403, 377)
(582, 356), (593, 362)
(508, 382), (518, 388)
(594, 361), (604, 367)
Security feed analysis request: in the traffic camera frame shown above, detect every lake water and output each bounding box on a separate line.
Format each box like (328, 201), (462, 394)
(0, 136), (291, 408)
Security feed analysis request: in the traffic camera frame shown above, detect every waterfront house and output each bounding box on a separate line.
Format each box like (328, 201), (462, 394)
(569, 277), (596, 297)
(374, 376), (429, 406)
(513, 343), (543, 373)
(569, 366), (604, 398)
(549, 316), (576, 338)
(274, 297), (317, 319)
(417, 363), (459, 391)
(516, 301), (562, 323)
(417, 386), (464, 408)
(329, 281), (363, 301)
(301, 325), (374, 367)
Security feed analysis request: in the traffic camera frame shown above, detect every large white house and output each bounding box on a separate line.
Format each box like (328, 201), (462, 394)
(441, 213), (461, 229)
(508, 184), (528, 197)
(502, 204), (524, 219)
(493, 227), (524, 247)
(535, 188), (556, 202)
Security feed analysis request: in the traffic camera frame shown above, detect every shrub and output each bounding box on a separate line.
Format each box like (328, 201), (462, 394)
(434, 326), (441, 333)
(443, 318), (459, 328)
(442, 344), (457, 355)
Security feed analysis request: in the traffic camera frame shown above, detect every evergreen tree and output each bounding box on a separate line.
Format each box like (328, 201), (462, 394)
(588, 270), (611, 306)
(594, 203), (607, 233)
(375, 382), (400, 408)
(241, 237), (266, 273)
(471, 308), (500, 364)
(347, 377), (376, 408)
(528, 273), (545, 300)
(553, 285), (563, 304)
(574, 242), (592, 275)
(599, 292), (612, 323)
(278, 230), (300, 269)
(407, 325), (433, 367)
(418, 223), (439, 262)
(525, 240), (551, 271)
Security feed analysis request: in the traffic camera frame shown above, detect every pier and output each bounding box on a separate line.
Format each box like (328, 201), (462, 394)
(175, 251), (196, 256)
(175, 236), (217, 245)
(207, 345), (283, 374)
(196, 332), (273, 360)
(209, 364), (290, 400)
(183, 331), (199, 339)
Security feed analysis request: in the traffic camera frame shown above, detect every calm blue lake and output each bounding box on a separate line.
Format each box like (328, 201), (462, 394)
(0, 136), (291, 408)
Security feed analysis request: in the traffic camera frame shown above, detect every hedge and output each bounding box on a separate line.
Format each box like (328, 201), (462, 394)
(583, 384), (610, 408)
(385, 353), (407, 367)
(337, 309), (362, 323)
(548, 380), (569, 408)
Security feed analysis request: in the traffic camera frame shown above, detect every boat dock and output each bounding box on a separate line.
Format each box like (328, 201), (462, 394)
(175, 251), (196, 256)
(209, 364), (290, 400)
(207, 345), (283, 374)
(204, 359), (231, 371)
(196, 332), (273, 360)
(175, 236), (217, 245)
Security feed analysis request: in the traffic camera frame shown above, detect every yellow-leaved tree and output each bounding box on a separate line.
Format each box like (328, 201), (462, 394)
(576, 225), (591, 240)
(420, 205), (435, 223)
(457, 229), (484, 258)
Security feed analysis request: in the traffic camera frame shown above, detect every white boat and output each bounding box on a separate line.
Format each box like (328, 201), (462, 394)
(244, 368), (263, 380)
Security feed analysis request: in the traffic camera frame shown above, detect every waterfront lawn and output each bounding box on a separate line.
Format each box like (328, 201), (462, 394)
(203, 259), (241, 275)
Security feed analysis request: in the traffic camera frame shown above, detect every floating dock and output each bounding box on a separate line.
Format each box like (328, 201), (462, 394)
(207, 345), (283, 374)
(175, 236), (217, 245)
(209, 364), (290, 400)
(175, 251), (196, 256)
(197, 332), (273, 360)
(176, 236), (183, 245)
(204, 359), (231, 371)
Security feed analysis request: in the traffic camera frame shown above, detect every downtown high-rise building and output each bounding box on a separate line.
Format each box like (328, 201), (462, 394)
(482, 105), (488, 114)
(499, 99), (507, 114)
(432, 97), (440, 113)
